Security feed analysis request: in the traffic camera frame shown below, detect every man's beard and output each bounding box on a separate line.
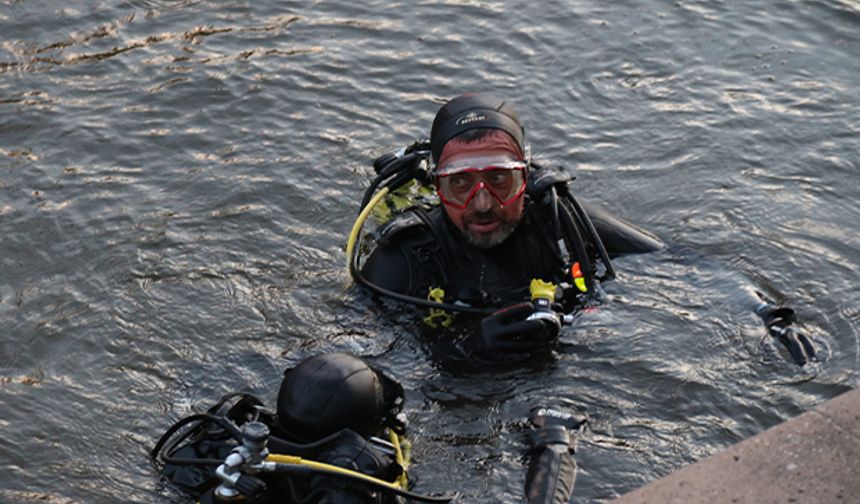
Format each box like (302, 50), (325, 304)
(462, 211), (521, 248)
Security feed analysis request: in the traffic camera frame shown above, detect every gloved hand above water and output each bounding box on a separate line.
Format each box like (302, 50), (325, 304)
(756, 304), (816, 366)
(469, 302), (560, 359)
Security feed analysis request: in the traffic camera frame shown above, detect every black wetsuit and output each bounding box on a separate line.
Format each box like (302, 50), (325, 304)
(362, 169), (663, 312)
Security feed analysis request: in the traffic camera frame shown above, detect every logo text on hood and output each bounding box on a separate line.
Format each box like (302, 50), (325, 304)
(454, 111), (487, 126)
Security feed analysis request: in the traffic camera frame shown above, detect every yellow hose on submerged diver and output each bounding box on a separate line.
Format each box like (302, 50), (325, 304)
(346, 186), (390, 273)
(266, 453), (405, 490)
(390, 431), (410, 488)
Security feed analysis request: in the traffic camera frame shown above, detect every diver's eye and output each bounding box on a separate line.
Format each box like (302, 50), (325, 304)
(448, 174), (473, 190)
(487, 170), (511, 187)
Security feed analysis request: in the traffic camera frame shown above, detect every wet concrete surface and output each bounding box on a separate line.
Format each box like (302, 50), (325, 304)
(611, 387), (860, 504)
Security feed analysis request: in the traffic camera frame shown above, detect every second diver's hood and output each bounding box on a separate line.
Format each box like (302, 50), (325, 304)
(276, 352), (403, 442)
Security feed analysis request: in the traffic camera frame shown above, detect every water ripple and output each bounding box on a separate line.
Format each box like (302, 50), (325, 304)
(1, 0), (859, 502)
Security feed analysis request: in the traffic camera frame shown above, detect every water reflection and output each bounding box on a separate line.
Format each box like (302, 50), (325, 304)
(1, 0), (859, 502)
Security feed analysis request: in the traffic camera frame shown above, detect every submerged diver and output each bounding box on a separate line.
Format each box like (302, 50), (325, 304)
(349, 93), (816, 365)
(153, 352), (580, 503)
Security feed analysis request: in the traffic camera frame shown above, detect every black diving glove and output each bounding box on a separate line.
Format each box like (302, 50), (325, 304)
(235, 475), (267, 499)
(474, 302), (560, 357)
(756, 304), (816, 366)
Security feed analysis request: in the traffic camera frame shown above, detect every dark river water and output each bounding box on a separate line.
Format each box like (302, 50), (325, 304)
(2, 1), (859, 502)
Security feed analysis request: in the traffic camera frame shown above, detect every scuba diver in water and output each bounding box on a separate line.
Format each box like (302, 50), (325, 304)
(347, 93), (817, 365)
(153, 352), (581, 503)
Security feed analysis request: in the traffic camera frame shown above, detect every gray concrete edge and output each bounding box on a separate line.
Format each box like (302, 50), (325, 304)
(608, 387), (860, 504)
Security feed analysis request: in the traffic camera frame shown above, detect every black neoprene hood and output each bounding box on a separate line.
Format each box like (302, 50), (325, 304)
(430, 93), (525, 163)
(276, 353), (401, 441)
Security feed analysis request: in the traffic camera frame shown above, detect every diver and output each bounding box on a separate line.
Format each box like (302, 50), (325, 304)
(152, 352), (581, 503)
(347, 93), (816, 365)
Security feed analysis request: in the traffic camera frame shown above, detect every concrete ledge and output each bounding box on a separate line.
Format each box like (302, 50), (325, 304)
(610, 387), (860, 504)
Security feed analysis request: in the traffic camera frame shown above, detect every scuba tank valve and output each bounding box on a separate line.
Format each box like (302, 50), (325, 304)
(213, 422), (270, 501)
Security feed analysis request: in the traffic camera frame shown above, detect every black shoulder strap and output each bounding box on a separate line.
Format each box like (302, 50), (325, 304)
(526, 162), (575, 200)
(367, 206), (453, 292)
(374, 207), (427, 246)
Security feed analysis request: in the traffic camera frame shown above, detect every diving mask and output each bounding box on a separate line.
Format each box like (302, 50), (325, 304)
(434, 156), (527, 209)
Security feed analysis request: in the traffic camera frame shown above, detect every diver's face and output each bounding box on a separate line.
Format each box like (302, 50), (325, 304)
(436, 138), (526, 248)
(445, 186), (525, 248)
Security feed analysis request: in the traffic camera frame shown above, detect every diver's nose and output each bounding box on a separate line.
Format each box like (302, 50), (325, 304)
(469, 184), (494, 212)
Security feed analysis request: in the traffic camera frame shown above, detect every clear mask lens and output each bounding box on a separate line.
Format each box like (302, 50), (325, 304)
(436, 164), (526, 208)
